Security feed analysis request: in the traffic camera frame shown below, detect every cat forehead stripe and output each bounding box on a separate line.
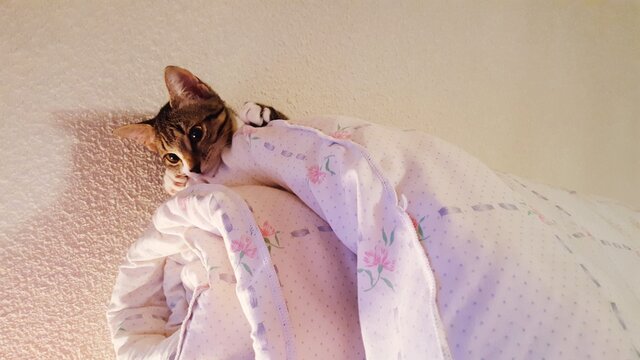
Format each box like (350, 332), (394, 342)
(203, 107), (226, 122)
(169, 124), (185, 135)
(158, 128), (177, 143)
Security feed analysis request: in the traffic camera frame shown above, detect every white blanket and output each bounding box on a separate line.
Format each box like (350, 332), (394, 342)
(108, 116), (640, 359)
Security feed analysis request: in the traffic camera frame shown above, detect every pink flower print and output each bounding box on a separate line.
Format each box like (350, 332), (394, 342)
(259, 221), (276, 237)
(231, 236), (257, 276)
(528, 208), (555, 225)
(308, 156), (337, 185)
(231, 236), (257, 259)
(364, 245), (395, 272)
(330, 124), (356, 140)
(230, 240), (243, 253)
(238, 125), (257, 137)
(409, 215), (419, 231)
(409, 213), (427, 241)
(358, 227), (396, 292)
(331, 129), (352, 140)
(238, 125), (260, 147)
(259, 220), (283, 253)
(307, 165), (327, 184)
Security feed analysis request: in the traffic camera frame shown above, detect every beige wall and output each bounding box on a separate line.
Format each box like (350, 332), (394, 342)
(4, 1), (638, 208)
(0, 1), (638, 358)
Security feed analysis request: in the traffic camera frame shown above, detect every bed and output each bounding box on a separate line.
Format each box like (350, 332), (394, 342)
(107, 116), (640, 359)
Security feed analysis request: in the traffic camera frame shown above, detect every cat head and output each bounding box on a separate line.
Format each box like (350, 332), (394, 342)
(114, 66), (236, 178)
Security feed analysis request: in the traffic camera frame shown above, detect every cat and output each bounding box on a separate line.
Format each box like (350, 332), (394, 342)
(114, 65), (288, 195)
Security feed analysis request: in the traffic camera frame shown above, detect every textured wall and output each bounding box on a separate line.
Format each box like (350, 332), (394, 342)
(0, 1), (638, 358)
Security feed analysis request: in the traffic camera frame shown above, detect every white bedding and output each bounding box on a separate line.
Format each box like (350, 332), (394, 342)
(107, 185), (365, 359)
(108, 116), (640, 359)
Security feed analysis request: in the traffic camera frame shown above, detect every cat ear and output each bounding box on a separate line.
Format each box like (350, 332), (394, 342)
(164, 66), (220, 109)
(113, 119), (158, 153)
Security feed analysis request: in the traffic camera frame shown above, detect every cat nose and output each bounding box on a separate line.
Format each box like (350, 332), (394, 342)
(190, 164), (201, 174)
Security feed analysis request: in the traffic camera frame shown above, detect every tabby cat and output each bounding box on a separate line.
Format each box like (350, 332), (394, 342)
(114, 66), (288, 195)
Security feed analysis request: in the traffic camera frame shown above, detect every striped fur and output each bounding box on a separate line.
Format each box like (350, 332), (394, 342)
(114, 66), (288, 195)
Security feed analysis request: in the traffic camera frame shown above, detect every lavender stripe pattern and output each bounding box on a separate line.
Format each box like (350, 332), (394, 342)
(438, 207), (462, 216)
(291, 228), (310, 237)
(555, 204), (572, 216)
(579, 264), (601, 287)
(221, 213), (233, 232)
(472, 204), (495, 212)
(610, 302), (627, 330)
(498, 203), (518, 210)
(248, 286), (258, 308)
(554, 235), (573, 254)
(219, 273), (237, 284)
(256, 322), (268, 351)
(531, 190), (548, 200)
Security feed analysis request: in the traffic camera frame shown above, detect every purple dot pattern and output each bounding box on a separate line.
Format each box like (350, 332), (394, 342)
(108, 183), (367, 359)
(109, 116), (640, 359)
(245, 116), (638, 359)
(221, 120), (457, 358)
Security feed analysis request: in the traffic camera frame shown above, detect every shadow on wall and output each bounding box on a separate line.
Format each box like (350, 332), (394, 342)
(3, 110), (168, 358)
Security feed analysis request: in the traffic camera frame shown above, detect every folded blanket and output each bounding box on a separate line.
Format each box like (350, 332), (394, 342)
(107, 185), (365, 359)
(108, 116), (639, 359)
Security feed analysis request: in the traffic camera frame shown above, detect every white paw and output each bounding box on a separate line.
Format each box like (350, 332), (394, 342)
(240, 102), (271, 126)
(163, 171), (188, 195)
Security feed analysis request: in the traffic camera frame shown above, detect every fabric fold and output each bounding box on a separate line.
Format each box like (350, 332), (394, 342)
(109, 115), (638, 359)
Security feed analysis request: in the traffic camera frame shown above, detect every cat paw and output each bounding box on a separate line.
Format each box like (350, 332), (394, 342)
(239, 102), (287, 126)
(163, 171), (188, 195)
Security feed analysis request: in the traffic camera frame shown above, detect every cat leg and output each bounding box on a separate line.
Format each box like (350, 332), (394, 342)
(239, 102), (288, 127)
(163, 169), (188, 195)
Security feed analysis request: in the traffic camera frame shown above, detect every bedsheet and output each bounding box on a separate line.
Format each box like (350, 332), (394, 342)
(108, 116), (639, 359)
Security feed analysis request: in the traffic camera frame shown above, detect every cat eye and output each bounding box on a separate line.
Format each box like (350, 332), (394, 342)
(164, 153), (180, 164)
(189, 126), (204, 143)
